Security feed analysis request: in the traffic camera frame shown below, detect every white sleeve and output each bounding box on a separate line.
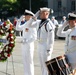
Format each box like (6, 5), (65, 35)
(64, 34), (68, 52)
(64, 30), (71, 53)
(46, 21), (55, 51)
(28, 19), (40, 28)
(56, 20), (59, 25)
(15, 20), (25, 31)
(57, 25), (69, 38)
(57, 26), (66, 37)
(47, 21), (55, 31)
(57, 21), (69, 37)
(47, 30), (54, 54)
(16, 18), (36, 31)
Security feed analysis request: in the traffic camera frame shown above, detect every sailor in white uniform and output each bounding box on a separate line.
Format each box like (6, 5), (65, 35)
(57, 12), (76, 70)
(16, 10), (37, 75)
(51, 16), (58, 26)
(60, 16), (67, 24)
(37, 8), (55, 75)
(26, 7), (55, 75)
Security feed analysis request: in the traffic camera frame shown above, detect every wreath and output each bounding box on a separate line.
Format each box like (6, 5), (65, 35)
(0, 20), (15, 62)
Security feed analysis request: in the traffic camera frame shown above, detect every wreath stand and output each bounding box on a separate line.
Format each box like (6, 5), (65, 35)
(0, 19), (16, 75)
(0, 54), (15, 75)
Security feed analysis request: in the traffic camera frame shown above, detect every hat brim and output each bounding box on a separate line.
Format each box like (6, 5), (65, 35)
(40, 7), (50, 12)
(68, 16), (76, 20)
(24, 13), (33, 16)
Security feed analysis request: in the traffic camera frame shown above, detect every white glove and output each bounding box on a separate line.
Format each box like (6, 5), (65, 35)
(62, 21), (69, 28)
(19, 15), (25, 21)
(35, 10), (40, 18)
(32, 10), (40, 21)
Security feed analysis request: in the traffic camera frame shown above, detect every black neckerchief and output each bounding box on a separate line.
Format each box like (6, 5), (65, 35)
(39, 19), (49, 29)
(37, 19), (49, 39)
(40, 19), (46, 24)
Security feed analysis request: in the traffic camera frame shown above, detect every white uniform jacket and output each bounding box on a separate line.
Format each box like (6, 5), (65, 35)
(16, 20), (37, 43)
(57, 24), (76, 69)
(51, 19), (58, 27)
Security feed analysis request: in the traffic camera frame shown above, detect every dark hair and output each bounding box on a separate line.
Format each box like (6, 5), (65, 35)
(24, 12), (33, 16)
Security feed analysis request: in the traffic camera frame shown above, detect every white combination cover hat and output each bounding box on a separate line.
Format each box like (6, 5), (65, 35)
(40, 7), (54, 14)
(24, 9), (35, 16)
(40, 7), (50, 12)
(68, 12), (76, 20)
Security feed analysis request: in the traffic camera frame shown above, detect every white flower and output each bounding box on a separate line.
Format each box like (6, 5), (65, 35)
(9, 47), (11, 49)
(5, 24), (10, 28)
(0, 49), (2, 53)
(11, 36), (14, 39)
(6, 46), (8, 50)
(6, 33), (9, 36)
(11, 30), (14, 33)
(1, 30), (4, 33)
(4, 53), (8, 57)
(11, 41), (14, 43)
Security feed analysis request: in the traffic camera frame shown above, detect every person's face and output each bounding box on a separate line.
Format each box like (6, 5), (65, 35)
(52, 18), (55, 21)
(25, 15), (32, 21)
(40, 11), (50, 19)
(68, 20), (76, 28)
(63, 17), (66, 20)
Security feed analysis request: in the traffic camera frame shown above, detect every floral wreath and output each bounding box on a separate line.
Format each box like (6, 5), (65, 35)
(0, 20), (15, 62)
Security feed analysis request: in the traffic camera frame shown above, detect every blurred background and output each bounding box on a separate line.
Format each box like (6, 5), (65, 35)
(0, 0), (76, 20)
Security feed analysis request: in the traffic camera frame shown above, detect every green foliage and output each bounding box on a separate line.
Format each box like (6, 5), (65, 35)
(0, 0), (48, 17)
(0, 0), (20, 17)
(7, 0), (17, 3)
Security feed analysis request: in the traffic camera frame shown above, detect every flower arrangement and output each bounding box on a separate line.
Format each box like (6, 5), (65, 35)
(0, 20), (15, 62)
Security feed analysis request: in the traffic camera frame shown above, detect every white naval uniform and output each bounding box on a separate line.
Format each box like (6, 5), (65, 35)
(57, 24), (76, 70)
(51, 19), (58, 27)
(28, 18), (55, 75)
(16, 20), (37, 75)
(60, 20), (67, 24)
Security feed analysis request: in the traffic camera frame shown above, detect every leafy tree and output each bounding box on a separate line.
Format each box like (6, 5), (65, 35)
(0, 0), (48, 18)
(0, 0), (20, 18)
